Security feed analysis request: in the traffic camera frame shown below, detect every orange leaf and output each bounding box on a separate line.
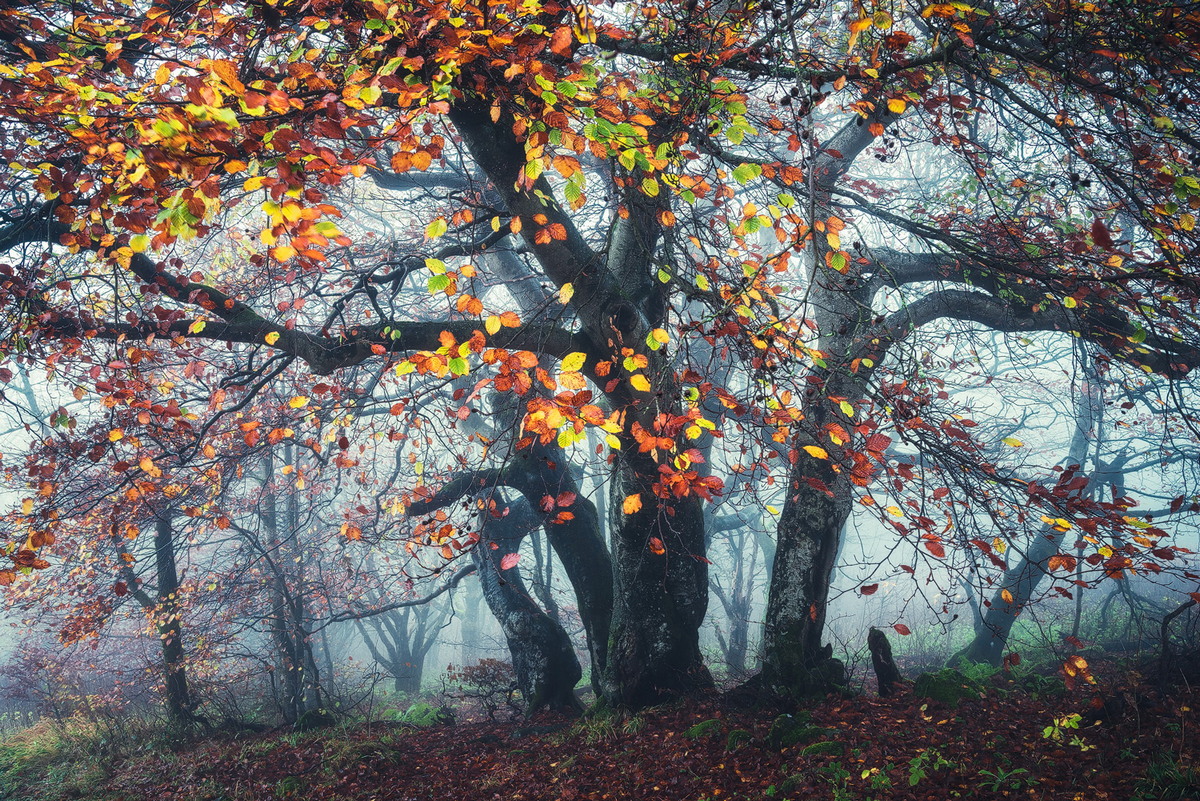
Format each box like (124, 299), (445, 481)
(622, 493), (642, 514)
(549, 25), (574, 56)
(648, 536), (666, 555)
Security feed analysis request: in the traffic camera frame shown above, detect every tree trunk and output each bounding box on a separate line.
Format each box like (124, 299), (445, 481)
(601, 451), (713, 708)
(406, 436), (614, 695)
(152, 513), (194, 723)
(957, 357), (1102, 666)
(475, 498), (582, 715)
(758, 383), (854, 695)
(759, 438), (852, 697)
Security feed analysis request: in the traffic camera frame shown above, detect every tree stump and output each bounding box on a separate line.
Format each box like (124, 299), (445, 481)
(868, 627), (904, 697)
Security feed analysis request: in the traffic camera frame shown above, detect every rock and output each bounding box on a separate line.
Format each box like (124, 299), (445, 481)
(913, 668), (982, 708)
(766, 713), (828, 749)
(726, 729), (753, 751)
(684, 719), (723, 739)
(400, 702), (454, 726)
(802, 740), (845, 757)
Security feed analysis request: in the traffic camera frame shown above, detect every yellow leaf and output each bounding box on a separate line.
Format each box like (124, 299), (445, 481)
(1062, 296), (1078, 308)
(559, 282), (574, 304)
(766, 504), (779, 515)
(1002, 436), (1023, 447)
(886, 505), (903, 517)
(605, 434), (622, 450)
(288, 396), (309, 409)
(130, 234), (150, 253)
(630, 374), (652, 392)
(802, 445), (829, 459)
(21, 499), (32, 515)
(839, 400), (855, 417)
(485, 315), (501, 335)
(561, 352), (587, 372)
(1001, 588), (1014, 604)
(188, 319), (206, 335)
(622, 494), (642, 514)
(108, 428), (124, 442)
(271, 245), (297, 261)
(887, 97), (907, 114)
(651, 328), (670, 344)
(244, 175), (265, 191)
(265, 331), (281, 346)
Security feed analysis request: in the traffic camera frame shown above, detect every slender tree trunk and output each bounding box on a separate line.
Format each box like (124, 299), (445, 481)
(153, 513), (194, 723)
(958, 355), (1102, 665)
(474, 499), (582, 714)
(759, 434), (852, 696)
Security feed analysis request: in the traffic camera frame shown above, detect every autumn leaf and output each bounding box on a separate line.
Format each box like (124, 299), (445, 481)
(288, 395), (309, 408)
(802, 445), (829, 459)
(623, 494), (642, 514)
(859, 583), (879, 596)
(500, 552), (520, 570)
(1091, 217), (1115, 248)
(648, 537), (666, 555)
(629, 374), (652, 392)
(561, 352), (587, 372)
(893, 623), (911, 635)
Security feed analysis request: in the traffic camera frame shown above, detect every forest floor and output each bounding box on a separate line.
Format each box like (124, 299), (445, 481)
(3, 657), (1198, 800)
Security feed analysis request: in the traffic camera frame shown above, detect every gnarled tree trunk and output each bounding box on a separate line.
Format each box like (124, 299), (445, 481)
(475, 498), (582, 715)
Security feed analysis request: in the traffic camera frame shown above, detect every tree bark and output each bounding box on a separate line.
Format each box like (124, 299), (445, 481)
(154, 514), (191, 722)
(602, 451), (713, 707)
(475, 498), (582, 715)
(957, 356), (1102, 666)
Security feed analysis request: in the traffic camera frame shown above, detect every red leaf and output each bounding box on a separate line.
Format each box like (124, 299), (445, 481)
(924, 540), (946, 558)
(1091, 218), (1115, 248)
(648, 537), (666, 555)
(500, 552), (520, 570)
(113, 581), (128, 597)
(859, 583), (879, 596)
(893, 623), (911, 636)
(556, 491), (577, 508)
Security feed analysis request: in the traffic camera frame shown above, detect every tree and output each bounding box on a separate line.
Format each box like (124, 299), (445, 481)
(3, 0), (1200, 710)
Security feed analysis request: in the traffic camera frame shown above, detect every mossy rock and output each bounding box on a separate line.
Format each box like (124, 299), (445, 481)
(914, 668), (982, 708)
(778, 774), (803, 795)
(767, 713), (827, 749)
(802, 740), (845, 757)
(684, 719), (723, 739)
(400, 702), (454, 727)
(295, 707), (336, 731)
(726, 729), (753, 751)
